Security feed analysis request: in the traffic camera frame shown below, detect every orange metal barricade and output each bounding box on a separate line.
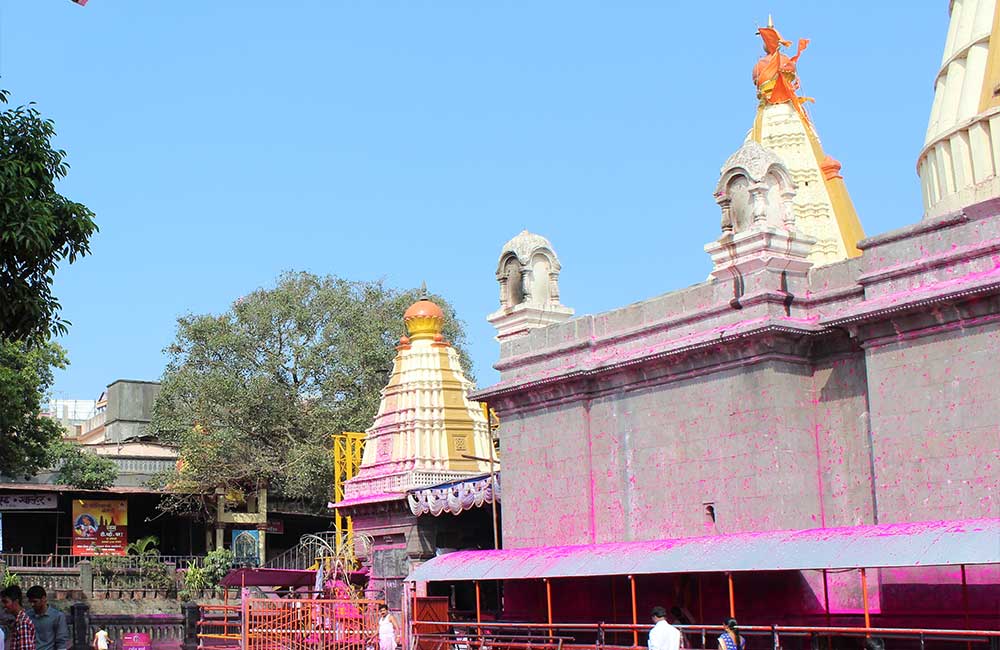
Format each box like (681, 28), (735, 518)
(243, 597), (383, 650)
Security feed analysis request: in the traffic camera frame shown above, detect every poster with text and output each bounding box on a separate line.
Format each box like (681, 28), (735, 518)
(72, 499), (128, 555)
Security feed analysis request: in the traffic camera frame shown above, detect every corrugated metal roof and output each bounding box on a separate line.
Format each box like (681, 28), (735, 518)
(406, 519), (1000, 582)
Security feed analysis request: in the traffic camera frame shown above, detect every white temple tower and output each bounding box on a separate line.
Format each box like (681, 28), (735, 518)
(919, 0), (1000, 218)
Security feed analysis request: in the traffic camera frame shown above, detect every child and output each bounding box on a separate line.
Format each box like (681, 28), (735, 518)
(92, 627), (110, 650)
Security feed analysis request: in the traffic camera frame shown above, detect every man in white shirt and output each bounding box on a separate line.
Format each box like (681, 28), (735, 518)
(648, 606), (681, 650)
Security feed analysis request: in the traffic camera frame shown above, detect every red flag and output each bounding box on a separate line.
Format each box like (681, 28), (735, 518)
(71, 0), (88, 6)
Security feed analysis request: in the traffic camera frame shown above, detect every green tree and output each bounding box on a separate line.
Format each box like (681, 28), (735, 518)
(0, 340), (67, 478)
(50, 440), (118, 490)
(0, 89), (98, 343)
(151, 272), (472, 514)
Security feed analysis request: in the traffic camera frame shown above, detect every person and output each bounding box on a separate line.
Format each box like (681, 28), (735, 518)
(92, 626), (110, 650)
(26, 586), (69, 650)
(717, 618), (746, 650)
(2, 585), (37, 650)
(649, 606), (681, 650)
(376, 604), (399, 650)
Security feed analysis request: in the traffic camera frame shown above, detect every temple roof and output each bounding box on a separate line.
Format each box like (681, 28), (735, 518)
(339, 296), (497, 507)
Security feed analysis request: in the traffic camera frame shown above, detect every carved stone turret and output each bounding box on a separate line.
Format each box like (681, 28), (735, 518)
(705, 140), (816, 278)
(488, 230), (573, 341)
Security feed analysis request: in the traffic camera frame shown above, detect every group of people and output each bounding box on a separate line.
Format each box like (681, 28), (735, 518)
(0, 586), (109, 650)
(649, 606), (745, 650)
(0, 586), (69, 650)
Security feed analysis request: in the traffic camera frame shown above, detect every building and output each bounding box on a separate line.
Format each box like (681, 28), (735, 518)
(408, 10), (1000, 636)
(333, 295), (500, 611)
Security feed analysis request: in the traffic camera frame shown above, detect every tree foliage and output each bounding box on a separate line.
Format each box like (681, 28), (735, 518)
(0, 340), (67, 478)
(151, 272), (473, 514)
(0, 89), (98, 343)
(50, 440), (118, 490)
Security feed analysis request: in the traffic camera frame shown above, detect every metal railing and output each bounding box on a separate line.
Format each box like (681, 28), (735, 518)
(0, 553), (205, 569)
(412, 620), (1000, 650)
(264, 532), (340, 570)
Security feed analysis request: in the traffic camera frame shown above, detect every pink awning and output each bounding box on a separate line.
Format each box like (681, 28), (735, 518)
(407, 519), (1000, 582)
(220, 568), (318, 588)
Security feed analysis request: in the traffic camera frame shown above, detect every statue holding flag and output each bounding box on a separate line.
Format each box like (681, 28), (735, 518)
(752, 19), (813, 126)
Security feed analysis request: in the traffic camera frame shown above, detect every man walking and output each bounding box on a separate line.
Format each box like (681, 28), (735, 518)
(649, 606), (681, 650)
(27, 586), (69, 650)
(2, 585), (37, 650)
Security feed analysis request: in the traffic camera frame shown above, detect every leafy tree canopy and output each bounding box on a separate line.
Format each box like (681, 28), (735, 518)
(0, 89), (98, 343)
(0, 340), (67, 477)
(151, 272), (473, 515)
(50, 440), (118, 490)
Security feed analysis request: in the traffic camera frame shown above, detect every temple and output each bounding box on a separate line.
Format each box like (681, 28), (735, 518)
(334, 294), (499, 609)
(406, 10), (1000, 639)
(748, 20), (865, 264)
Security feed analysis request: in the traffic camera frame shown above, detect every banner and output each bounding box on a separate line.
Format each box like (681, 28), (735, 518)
(0, 494), (57, 510)
(72, 499), (127, 556)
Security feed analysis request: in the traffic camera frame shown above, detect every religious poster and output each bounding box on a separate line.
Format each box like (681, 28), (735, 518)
(231, 529), (260, 566)
(72, 499), (128, 556)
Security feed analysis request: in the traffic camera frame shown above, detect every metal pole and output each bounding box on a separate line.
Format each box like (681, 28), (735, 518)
(728, 573), (735, 618)
(961, 564), (971, 650)
(483, 401), (500, 551)
(475, 580), (482, 627)
(822, 569), (832, 650)
(545, 579), (553, 639)
(629, 575), (638, 648)
(860, 568), (871, 634)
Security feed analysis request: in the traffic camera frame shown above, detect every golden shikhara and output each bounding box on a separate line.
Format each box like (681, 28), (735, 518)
(748, 19), (866, 265)
(341, 297), (495, 503)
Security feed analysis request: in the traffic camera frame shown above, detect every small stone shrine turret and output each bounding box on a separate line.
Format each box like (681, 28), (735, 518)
(704, 140), (816, 278)
(487, 230), (574, 341)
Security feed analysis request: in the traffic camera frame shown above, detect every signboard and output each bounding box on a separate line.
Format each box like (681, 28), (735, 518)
(121, 633), (151, 650)
(231, 529), (260, 566)
(0, 494), (57, 510)
(265, 520), (284, 535)
(72, 500), (128, 556)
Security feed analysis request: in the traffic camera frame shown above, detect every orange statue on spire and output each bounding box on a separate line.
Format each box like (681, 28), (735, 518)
(752, 19), (813, 123)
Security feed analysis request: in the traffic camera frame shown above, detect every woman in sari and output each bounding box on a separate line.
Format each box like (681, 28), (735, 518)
(717, 618), (746, 650)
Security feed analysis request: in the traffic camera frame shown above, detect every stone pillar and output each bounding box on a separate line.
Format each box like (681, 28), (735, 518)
(164, 562), (177, 594)
(256, 526), (267, 567)
(182, 602), (200, 650)
(70, 603), (90, 650)
(78, 560), (94, 597)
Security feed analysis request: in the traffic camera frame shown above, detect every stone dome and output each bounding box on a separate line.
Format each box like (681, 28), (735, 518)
(500, 230), (558, 266)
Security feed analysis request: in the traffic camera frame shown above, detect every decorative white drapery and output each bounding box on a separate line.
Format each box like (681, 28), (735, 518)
(407, 474), (500, 517)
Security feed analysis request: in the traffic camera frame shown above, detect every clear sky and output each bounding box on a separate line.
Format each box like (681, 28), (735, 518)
(3, 1), (944, 400)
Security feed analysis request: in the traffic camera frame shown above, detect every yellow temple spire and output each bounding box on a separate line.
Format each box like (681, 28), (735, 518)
(341, 295), (495, 504)
(747, 18), (865, 264)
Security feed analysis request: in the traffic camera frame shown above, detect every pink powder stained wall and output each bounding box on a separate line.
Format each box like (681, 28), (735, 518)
(479, 202), (1000, 629)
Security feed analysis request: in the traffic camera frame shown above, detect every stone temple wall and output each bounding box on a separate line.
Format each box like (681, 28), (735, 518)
(475, 197), (1000, 624)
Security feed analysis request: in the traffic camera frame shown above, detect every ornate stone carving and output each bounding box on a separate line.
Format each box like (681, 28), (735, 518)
(489, 230), (574, 340)
(705, 141), (816, 279)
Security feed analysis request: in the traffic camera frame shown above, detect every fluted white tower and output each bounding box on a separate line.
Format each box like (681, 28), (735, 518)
(919, 0), (1000, 218)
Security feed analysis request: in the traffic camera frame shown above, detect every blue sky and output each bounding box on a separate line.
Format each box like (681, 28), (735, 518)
(3, 1), (944, 399)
